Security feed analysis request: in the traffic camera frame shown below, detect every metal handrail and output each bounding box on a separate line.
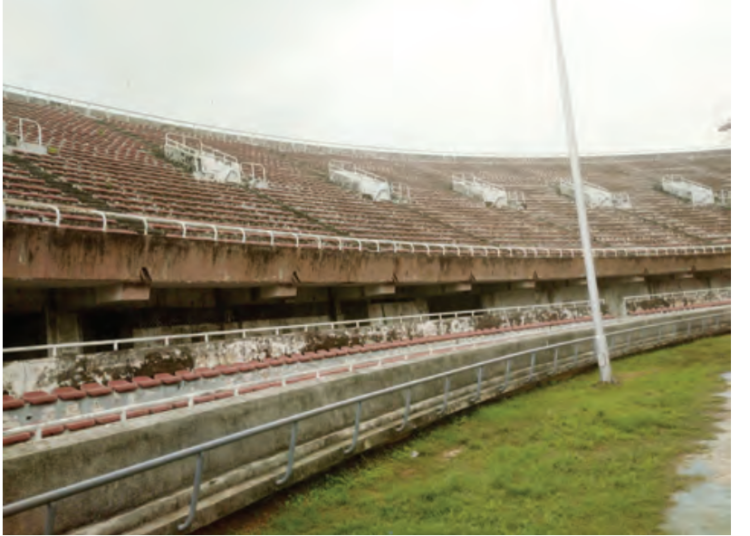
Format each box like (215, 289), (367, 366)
(2, 299), (597, 357)
(1, 198), (732, 262)
(2, 308), (730, 534)
(5, 318), (585, 439)
(623, 287), (731, 304)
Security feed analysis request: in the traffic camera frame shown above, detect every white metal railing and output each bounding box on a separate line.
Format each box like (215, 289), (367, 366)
(452, 173), (513, 208)
(624, 287), (731, 314)
(558, 177), (631, 209)
(4, 318), (592, 440)
(2, 84), (731, 162)
(2, 300), (598, 358)
(2, 198), (732, 260)
(1, 307), (731, 536)
(390, 182), (412, 203)
(242, 162), (268, 188)
(328, 160), (395, 202)
(3, 116), (43, 146)
(164, 132), (240, 171)
(661, 175), (715, 206)
(8, 302), (715, 439)
(718, 189), (731, 207)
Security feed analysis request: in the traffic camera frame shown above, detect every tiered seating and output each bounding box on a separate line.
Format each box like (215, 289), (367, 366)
(2, 159), (80, 206)
(3, 313), (608, 446)
(109, 123), (482, 244)
(582, 159), (730, 244)
(3, 93), (730, 248)
(3, 98), (330, 239)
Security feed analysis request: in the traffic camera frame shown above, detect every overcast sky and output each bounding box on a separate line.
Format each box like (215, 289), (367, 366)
(3, 0), (730, 155)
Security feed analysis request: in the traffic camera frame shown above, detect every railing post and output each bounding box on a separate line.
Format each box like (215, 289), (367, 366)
(553, 347), (559, 374)
(44, 502), (57, 535)
(276, 421), (298, 485)
(396, 389), (412, 432)
(438, 377), (451, 415)
(500, 358), (513, 392)
(471, 367), (483, 403)
(529, 352), (536, 379)
(343, 401), (363, 454)
(177, 451), (205, 531)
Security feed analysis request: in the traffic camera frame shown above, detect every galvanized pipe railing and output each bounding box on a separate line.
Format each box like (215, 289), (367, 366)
(623, 287), (731, 306)
(2, 308), (730, 534)
(5, 322), (570, 439)
(2, 198), (731, 263)
(2, 299), (597, 358)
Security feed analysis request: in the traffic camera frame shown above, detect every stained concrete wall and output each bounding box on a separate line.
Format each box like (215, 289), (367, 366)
(2, 301), (591, 396)
(3, 308), (731, 535)
(3, 274), (730, 395)
(3, 223), (731, 288)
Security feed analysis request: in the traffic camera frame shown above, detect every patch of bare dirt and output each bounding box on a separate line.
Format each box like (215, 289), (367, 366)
(442, 447), (464, 460)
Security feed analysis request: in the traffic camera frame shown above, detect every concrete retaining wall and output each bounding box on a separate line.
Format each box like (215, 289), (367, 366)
(3, 308), (730, 535)
(3, 302), (594, 396)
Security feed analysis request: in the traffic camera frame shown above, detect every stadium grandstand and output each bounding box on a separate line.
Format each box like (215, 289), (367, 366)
(2, 83), (731, 534)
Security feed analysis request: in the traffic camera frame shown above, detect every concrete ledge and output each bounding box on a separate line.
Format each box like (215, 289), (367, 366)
(2, 223), (731, 287)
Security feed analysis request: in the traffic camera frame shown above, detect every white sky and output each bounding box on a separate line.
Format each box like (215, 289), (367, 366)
(3, 0), (731, 155)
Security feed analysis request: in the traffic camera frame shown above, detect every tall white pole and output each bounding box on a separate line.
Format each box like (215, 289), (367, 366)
(549, 0), (613, 382)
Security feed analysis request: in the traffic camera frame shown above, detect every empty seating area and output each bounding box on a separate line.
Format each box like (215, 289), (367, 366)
(3, 98), (330, 240)
(3, 93), (730, 249)
(3, 312), (608, 446)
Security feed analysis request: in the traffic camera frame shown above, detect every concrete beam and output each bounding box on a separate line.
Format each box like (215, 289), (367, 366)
(259, 285), (297, 300)
(443, 283), (472, 293)
(364, 284), (395, 298)
(2, 223), (732, 288)
(95, 283), (151, 306)
(510, 281), (536, 290)
(675, 273), (694, 279)
(619, 276), (646, 283)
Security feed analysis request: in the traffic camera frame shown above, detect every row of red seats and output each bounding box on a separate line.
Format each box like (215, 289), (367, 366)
(2, 316), (601, 447)
(628, 300), (731, 316)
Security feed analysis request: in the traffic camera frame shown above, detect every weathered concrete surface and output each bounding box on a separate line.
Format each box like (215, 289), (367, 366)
(2, 223), (731, 287)
(2, 302), (594, 396)
(662, 372), (731, 535)
(3, 309), (730, 535)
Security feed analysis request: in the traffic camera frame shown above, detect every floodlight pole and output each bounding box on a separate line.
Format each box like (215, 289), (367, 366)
(549, 0), (613, 382)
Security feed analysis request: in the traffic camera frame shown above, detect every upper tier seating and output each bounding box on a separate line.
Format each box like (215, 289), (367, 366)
(3, 94), (730, 249)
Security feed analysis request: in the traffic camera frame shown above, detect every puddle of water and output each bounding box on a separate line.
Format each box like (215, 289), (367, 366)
(662, 372), (731, 535)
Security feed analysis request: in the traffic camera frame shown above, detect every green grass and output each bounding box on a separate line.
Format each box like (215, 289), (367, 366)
(197, 335), (730, 535)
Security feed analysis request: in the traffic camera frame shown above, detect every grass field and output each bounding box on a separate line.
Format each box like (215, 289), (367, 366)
(196, 334), (731, 535)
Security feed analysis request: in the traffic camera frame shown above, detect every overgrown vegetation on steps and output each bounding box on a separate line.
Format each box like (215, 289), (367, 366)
(93, 119), (197, 175)
(195, 335), (731, 535)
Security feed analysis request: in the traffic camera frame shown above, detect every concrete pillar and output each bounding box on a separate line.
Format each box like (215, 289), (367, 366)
(364, 284), (396, 298)
(45, 307), (82, 357)
(599, 278), (649, 318)
(479, 287), (547, 309)
(367, 299), (428, 319)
